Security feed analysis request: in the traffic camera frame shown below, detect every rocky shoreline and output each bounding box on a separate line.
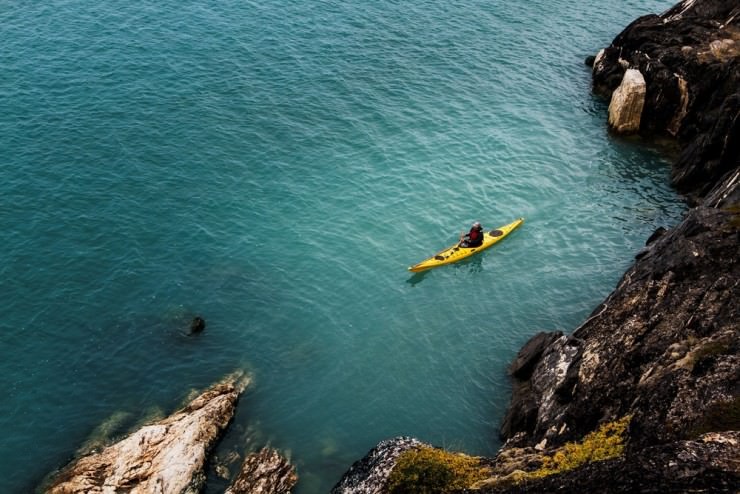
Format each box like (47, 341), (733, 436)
(41, 0), (737, 492)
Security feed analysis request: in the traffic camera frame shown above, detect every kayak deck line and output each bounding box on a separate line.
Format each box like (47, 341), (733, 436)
(407, 218), (524, 273)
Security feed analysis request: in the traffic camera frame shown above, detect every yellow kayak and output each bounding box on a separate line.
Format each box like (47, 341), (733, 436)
(408, 218), (524, 272)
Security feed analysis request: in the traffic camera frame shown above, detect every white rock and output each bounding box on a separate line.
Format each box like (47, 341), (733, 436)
(608, 69), (646, 134)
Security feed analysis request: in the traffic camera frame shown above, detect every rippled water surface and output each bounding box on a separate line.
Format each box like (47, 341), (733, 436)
(1, 1), (681, 492)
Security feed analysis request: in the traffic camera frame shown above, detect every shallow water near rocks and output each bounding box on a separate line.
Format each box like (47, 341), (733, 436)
(0, 1), (682, 492)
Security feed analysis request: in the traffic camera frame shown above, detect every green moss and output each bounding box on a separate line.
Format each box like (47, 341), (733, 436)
(387, 446), (491, 493)
(688, 396), (740, 438)
(527, 416), (631, 479)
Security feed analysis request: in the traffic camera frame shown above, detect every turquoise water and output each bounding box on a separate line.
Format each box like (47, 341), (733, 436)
(0, 1), (682, 492)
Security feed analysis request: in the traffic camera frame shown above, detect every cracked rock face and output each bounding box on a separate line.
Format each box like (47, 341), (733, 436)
(500, 0), (739, 464)
(331, 437), (426, 494)
(45, 375), (248, 494)
(491, 174), (739, 492)
(497, 0), (739, 452)
(500, 174), (738, 451)
(225, 448), (297, 494)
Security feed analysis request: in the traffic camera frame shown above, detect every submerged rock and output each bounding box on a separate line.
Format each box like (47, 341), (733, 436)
(225, 447), (297, 494)
(190, 316), (206, 334)
(45, 373), (249, 494)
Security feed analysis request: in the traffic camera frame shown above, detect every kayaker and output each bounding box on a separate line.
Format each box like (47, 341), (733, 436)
(460, 221), (484, 248)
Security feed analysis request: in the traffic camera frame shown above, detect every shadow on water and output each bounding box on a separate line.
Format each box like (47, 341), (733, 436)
(406, 270), (429, 286)
(454, 254), (484, 274)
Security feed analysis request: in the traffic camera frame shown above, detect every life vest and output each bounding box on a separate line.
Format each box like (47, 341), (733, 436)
(466, 227), (483, 247)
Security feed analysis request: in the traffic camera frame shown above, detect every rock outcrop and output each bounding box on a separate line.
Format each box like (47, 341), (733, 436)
(45, 374), (249, 494)
(500, 0), (740, 452)
(591, 0), (740, 199)
(502, 178), (739, 447)
(494, 0), (740, 488)
(225, 448), (297, 494)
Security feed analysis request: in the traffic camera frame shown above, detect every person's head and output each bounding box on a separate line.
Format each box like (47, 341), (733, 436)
(472, 221), (482, 230)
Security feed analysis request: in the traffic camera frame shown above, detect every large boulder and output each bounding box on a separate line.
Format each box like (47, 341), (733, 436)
(608, 69), (646, 134)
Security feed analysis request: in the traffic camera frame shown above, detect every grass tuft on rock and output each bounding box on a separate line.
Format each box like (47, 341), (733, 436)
(527, 415), (631, 479)
(387, 446), (491, 494)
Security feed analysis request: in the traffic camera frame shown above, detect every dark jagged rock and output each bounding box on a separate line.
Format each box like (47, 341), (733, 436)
(646, 226), (668, 245)
(499, 172), (739, 451)
(476, 432), (740, 494)
(225, 447), (297, 494)
(490, 1), (740, 488)
(499, 332), (575, 442)
(636, 226), (669, 259)
(331, 437), (426, 494)
(591, 0), (740, 198)
(493, 0), (740, 482)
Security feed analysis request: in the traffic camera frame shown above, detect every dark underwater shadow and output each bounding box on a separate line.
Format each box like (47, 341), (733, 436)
(405, 270), (430, 286)
(454, 254), (484, 274)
